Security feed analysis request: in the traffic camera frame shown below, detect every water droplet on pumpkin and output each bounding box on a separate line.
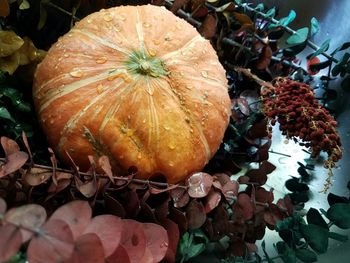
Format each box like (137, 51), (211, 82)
(96, 57), (107, 64)
(70, 70), (83, 78)
(50, 120), (54, 124)
(168, 142), (176, 150)
(119, 155), (124, 159)
(202, 50), (206, 54)
(87, 19), (92, 24)
(201, 71), (208, 78)
(179, 72), (184, 76)
(119, 14), (126, 21)
(163, 126), (170, 131)
(97, 84), (104, 94)
(68, 34), (73, 37)
(64, 54), (69, 58)
(103, 13), (113, 22)
(186, 85), (193, 90)
(190, 128), (194, 133)
(168, 161), (174, 167)
(137, 153), (142, 159)
(143, 22), (151, 28)
(142, 119), (146, 123)
(148, 49), (156, 57)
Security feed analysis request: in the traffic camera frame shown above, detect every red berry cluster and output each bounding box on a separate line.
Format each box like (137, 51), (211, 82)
(261, 77), (342, 170)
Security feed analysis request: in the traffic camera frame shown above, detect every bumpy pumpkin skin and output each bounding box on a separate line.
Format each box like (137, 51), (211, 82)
(33, 5), (231, 183)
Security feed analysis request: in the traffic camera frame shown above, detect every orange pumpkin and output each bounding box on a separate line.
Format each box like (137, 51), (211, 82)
(33, 5), (231, 183)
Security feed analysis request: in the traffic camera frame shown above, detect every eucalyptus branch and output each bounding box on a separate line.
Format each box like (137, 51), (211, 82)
(43, 1), (80, 22)
(237, 3), (338, 63)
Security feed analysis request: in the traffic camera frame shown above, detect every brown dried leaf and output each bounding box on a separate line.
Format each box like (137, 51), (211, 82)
(186, 199), (206, 229)
(0, 0), (10, 17)
(245, 168), (268, 185)
(106, 245), (130, 263)
(264, 204), (285, 226)
(104, 193), (126, 218)
(170, 187), (190, 208)
(170, 0), (190, 13)
(187, 172), (213, 198)
(233, 12), (254, 31)
(120, 219), (147, 263)
(256, 45), (272, 70)
(23, 167), (52, 186)
(143, 223), (169, 262)
(75, 175), (97, 198)
(261, 160), (276, 174)
(98, 156), (114, 183)
(170, 207), (188, 233)
(68, 233), (105, 263)
(238, 175), (250, 184)
(0, 151), (28, 178)
(277, 195), (294, 216)
(255, 187), (274, 204)
(204, 189), (222, 213)
(199, 14), (217, 39)
(27, 219), (74, 263)
(214, 2), (236, 12)
(161, 219), (179, 263)
(83, 215), (123, 258)
(0, 224), (22, 262)
(1, 137), (20, 156)
(5, 204), (47, 242)
(50, 200), (92, 240)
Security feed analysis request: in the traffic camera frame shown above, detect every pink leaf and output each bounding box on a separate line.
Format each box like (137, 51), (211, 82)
(0, 224), (22, 262)
(74, 175), (97, 198)
(23, 167), (52, 186)
(5, 204), (47, 242)
(27, 219), (74, 263)
(50, 200), (92, 240)
(106, 245), (130, 263)
(0, 151), (28, 178)
(169, 187), (190, 208)
(143, 223), (169, 262)
(186, 200), (207, 229)
(1, 137), (20, 156)
(0, 197), (6, 215)
(98, 156), (114, 183)
(187, 172), (213, 198)
(83, 215), (123, 258)
(68, 233), (104, 263)
(120, 219), (147, 263)
(204, 189), (222, 213)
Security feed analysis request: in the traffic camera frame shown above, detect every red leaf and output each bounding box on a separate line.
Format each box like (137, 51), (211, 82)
(0, 224), (22, 262)
(186, 200), (207, 229)
(236, 193), (254, 220)
(83, 215), (123, 258)
(27, 219), (74, 263)
(261, 161), (276, 174)
(143, 223), (169, 263)
(0, 151), (28, 178)
(106, 245), (130, 263)
(255, 187), (274, 204)
(98, 156), (114, 183)
(170, 0), (190, 13)
(230, 238), (246, 257)
(170, 207), (188, 233)
(307, 56), (321, 75)
(245, 168), (267, 185)
(277, 195), (294, 216)
(1, 137), (20, 156)
(204, 189), (222, 213)
(23, 167), (52, 186)
(161, 219), (179, 263)
(68, 233), (104, 263)
(0, 0), (10, 17)
(0, 197), (6, 215)
(50, 200), (92, 240)
(264, 204), (285, 226)
(5, 204), (47, 242)
(199, 14), (217, 39)
(120, 219), (147, 263)
(238, 175), (250, 184)
(187, 172), (213, 198)
(222, 180), (239, 200)
(169, 187), (190, 208)
(232, 98), (250, 116)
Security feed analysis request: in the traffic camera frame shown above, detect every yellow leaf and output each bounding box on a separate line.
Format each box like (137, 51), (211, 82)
(0, 52), (20, 75)
(0, 31), (24, 57)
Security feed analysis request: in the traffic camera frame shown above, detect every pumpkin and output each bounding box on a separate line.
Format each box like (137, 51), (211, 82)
(33, 4), (231, 183)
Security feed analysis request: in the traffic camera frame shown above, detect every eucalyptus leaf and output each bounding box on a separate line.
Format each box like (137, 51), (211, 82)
(279, 10), (296, 27)
(309, 39), (331, 60)
(0, 106), (15, 122)
(326, 203), (350, 229)
(187, 243), (206, 259)
(306, 208), (329, 229)
(328, 232), (349, 242)
(332, 53), (350, 76)
(275, 241), (296, 263)
(255, 3), (264, 12)
(286, 27), (309, 46)
(341, 76), (350, 91)
(310, 17), (319, 36)
(300, 224), (329, 253)
(331, 42), (350, 56)
(309, 60), (331, 71)
(265, 7), (276, 18)
(295, 248), (317, 263)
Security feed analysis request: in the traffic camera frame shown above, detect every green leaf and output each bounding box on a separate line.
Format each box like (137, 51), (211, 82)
(331, 42), (350, 56)
(286, 27), (309, 46)
(279, 10), (296, 27)
(309, 39), (331, 60)
(0, 106), (15, 122)
(326, 203), (350, 229)
(234, 0), (242, 4)
(295, 248), (317, 263)
(255, 3), (264, 12)
(310, 17), (319, 36)
(306, 208), (329, 229)
(265, 7), (276, 18)
(332, 53), (350, 76)
(341, 76), (350, 91)
(309, 60), (332, 71)
(300, 224), (329, 253)
(275, 241), (296, 263)
(187, 243), (206, 259)
(328, 232), (349, 242)
(37, 4), (48, 30)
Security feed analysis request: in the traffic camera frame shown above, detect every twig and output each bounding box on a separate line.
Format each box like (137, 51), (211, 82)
(268, 150), (292, 157)
(44, 2), (80, 22)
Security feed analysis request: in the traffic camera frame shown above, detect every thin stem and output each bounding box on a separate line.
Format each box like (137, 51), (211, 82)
(44, 2), (80, 22)
(268, 150), (292, 157)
